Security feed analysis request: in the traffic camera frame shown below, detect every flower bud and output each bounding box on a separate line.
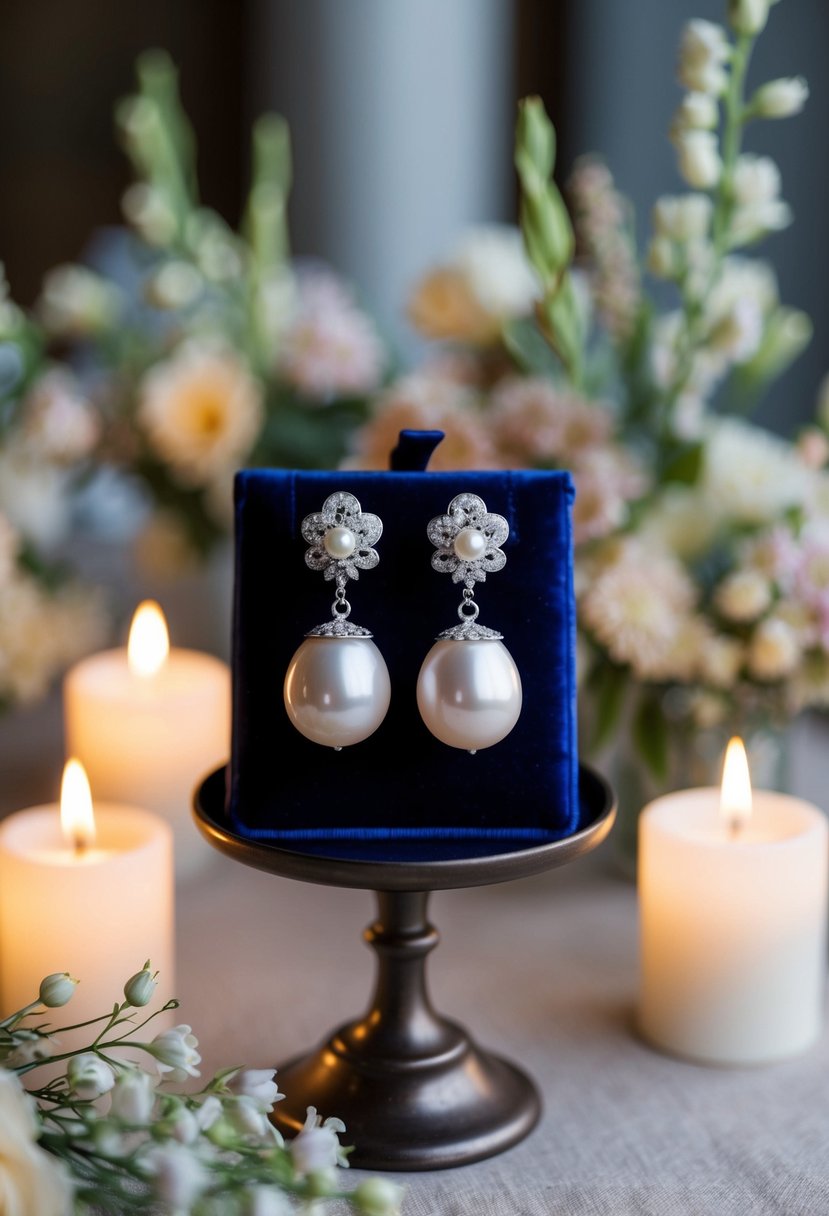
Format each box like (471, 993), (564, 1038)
(228, 1069), (284, 1113)
(124, 966), (157, 1008)
(646, 237), (676, 280)
(38, 972), (78, 1008)
(752, 77), (809, 119)
(145, 1025), (201, 1081)
(67, 1053), (116, 1101)
(111, 1068), (157, 1125)
(677, 20), (730, 96)
(671, 92), (719, 136)
(652, 194), (712, 242)
(728, 0), (770, 36)
(353, 1178), (406, 1216)
(675, 131), (722, 189)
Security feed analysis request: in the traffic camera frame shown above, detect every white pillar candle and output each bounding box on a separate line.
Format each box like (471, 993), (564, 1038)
(0, 762), (174, 1030)
(64, 602), (230, 881)
(639, 738), (828, 1065)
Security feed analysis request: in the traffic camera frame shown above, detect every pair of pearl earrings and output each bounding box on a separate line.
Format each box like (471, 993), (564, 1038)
(283, 492), (523, 754)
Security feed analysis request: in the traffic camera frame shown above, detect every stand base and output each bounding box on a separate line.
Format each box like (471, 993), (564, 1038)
(274, 1021), (541, 1171)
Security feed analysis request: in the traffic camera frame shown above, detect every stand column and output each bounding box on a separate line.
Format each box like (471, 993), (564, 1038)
(273, 888), (541, 1171)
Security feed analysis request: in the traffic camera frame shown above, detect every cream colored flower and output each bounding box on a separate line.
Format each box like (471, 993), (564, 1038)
(652, 194), (713, 242)
(753, 77), (809, 119)
(637, 487), (718, 560)
(580, 542), (697, 681)
(678, 21), (731, 96)
(728, 0), (771, 36)
(138, 345), (264, 486)
(748, 616), (801, 680)
(407, 226), (537, 345)
(22, 371), (99, 464)
(675, 130), (723, 189)
(0, 1069), (72, 1216)
(715, 569), (773, 622)
(702, 418), (807, 525)
(731, 155), (791, 242)
(671, 92), (719, 137)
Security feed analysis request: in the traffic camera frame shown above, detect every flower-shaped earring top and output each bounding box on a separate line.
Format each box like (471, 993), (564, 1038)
(302, 492), (383, 585)
(427, 493), (508, 586)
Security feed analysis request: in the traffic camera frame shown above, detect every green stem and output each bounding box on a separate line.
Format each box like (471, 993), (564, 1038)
(713, 32), (753, 255)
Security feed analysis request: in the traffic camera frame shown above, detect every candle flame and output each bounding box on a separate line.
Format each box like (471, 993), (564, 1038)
(128, 601), (169, 678)
(60, 759), (96, 853)
(720, 736), (752, 837)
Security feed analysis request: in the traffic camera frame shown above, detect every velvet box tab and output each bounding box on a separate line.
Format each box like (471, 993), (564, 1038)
(229, 437), (580, 861)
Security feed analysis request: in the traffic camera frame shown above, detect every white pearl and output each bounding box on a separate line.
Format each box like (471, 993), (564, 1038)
(284, 637), (390, 748)
(416, 639), (522, 751)
(453, 527), (487, 562)
(324, 527), (357, 560)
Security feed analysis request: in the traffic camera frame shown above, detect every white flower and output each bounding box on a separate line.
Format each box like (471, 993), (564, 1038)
(678, 20), (731, 96)
(246, 1187), (294, 1216)
(0, 1070), (72, 1216)
(407, 225), (538, 344)
(195, 1095), (223, 1132)
(455, 225), (539, 319)
(579, 541), (697, 681)
(731, 155), (791, 241)
(0, 445), (71, 549)
(67, 1053), (116, 1101)
(703, 418), (807, 524)
(728, 0), (771, 36)
(38, 973), (78, 1008)
(228, 1068), (284, 1113)
(166, 1104), (200, 1145)
(141, 1143), (208, 1211)
(145, 1024), (201, 1082)
(646, 237), (676, 279)
(353, 1177), (406, 1216)
(715, 569), (773, 622)
(291, 1106), (348, 1176)
(675, 130), (722, 189)
(652, 194), (712, 242)
(706, 297), (764, 361)
(6, 1032), (54, 1069)
(638, 487), (718, 559)
(227, 1096), (270, 1139)
(138, 344), (264, 487)
(38, 265), (122, 337)
(753, 77), (809, 118)
(748, 616), (801, 680)
(671, 92), (719, 136)
(110, 1068), (157, 1125)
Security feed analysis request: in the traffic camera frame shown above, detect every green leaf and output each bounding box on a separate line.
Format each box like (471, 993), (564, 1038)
(501, 317), (560, 377)
(585, 663), (628, 753)
(661, 440), (705, 486)
(632, 694), (670, 783)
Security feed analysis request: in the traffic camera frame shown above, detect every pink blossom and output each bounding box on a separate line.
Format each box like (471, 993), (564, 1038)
(279, 272), (384, 401)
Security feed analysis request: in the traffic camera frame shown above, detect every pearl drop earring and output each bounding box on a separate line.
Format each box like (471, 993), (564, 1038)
(417, 494), (522, 754)
(283, 492), (391, 750)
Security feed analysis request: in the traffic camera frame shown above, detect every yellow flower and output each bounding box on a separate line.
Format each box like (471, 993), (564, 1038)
(138, 345), (264, 487)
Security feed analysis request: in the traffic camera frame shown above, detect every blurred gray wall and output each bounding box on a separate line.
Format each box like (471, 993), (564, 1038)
(250, 0), (515, 358)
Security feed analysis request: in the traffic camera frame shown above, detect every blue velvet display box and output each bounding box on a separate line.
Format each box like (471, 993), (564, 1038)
(229, 433), (580, 862)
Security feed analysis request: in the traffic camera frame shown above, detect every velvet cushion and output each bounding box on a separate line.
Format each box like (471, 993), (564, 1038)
(229, 434), (580, 853)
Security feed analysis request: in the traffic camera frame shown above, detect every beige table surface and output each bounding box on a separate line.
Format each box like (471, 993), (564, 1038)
(3, 695), (829, 1215)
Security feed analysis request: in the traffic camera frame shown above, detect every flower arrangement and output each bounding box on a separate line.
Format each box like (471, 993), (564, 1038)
(39, 51), (387, 566)
(1, 965), (403, 1215)
(0, 272), (106, 713)
(351, 0), (823, 793)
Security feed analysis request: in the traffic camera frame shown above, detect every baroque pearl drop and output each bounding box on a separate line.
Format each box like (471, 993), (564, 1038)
(324, 527), (357, 560)
(453, 527), (487, 562)
(284, 637), (391, 748)
(417, 639), (522, 751)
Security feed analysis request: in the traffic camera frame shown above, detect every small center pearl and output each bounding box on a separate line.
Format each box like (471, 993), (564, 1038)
(454, 527), (487, 562)
(324, 527), (357, 560)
